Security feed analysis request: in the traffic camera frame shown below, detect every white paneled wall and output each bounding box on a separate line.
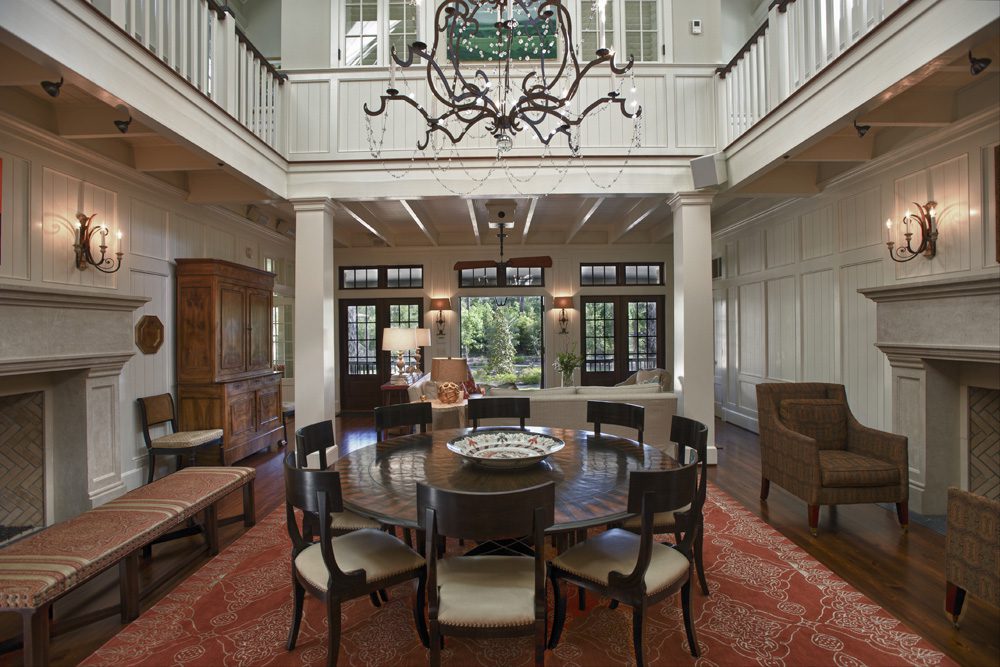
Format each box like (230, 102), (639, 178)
(0, 123), (294, 490)
(713, 120), (1000, 432)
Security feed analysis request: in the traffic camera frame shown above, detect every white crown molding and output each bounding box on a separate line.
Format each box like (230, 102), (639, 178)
(0, 284), (150, 311)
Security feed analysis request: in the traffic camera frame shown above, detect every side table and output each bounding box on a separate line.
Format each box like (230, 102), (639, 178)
(430, 398), (468, 431)
(380, 381), (411, 407)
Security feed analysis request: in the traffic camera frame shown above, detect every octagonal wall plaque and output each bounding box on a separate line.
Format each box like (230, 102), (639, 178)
(135, 315), (164, 354)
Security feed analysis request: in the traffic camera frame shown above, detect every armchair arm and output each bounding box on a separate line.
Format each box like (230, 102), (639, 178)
(847, 415), (908, 466)
(760, 421), (822, 491)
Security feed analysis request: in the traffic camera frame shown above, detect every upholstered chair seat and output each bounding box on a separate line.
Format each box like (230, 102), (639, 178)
(294, 528), (426, 591)
(150, 428), (224, 448)
(819, 450), (900, 487)
(329, 510), (382, 531)
(621, 503), (691, 532)
(436, 556), (536, 627)
(552, 528), (689, 595)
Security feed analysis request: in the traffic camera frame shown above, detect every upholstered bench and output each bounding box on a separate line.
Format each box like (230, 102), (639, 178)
(0, 466), (255, 666)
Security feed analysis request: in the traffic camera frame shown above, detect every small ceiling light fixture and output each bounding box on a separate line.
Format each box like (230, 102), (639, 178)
(853, 120), (871, 138)
(553, 296), (574, 334)
(40, 76), (63, 98)
(969, 50), (992, 76)
(74, 212), (124, 273)
(885, 201), (937, 263)
(113, 106), (133, 134)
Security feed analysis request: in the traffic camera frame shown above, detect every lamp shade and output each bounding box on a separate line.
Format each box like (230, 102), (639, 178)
(431, 357), (471, 384)
(430, 297), (452, 311)
(382, 327), (416, 351)
(414, 328), (432, 347)
(553, 296), (574, 309)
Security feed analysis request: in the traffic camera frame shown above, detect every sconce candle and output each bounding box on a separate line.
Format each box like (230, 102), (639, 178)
(74, 213), (124, 274)
(886, 201), (938, 263)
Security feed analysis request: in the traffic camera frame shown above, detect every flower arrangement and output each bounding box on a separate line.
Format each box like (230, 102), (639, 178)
(553, 348), (584, 386)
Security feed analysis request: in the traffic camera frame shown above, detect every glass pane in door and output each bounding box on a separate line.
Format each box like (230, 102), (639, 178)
(346, 304), (377, 375)
(388, 303), (421, 369)
(627, 300), (658, 371)
(584, 301), (615, 372)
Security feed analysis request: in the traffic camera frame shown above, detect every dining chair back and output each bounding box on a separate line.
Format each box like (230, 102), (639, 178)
(295, 420), (335, 469)
(587, 400), (645, 444)
(374, 402), (432, 442)
(417, 481), (555, 667)
(468, 397), (530, 430)
(669, 415), (710, 594)
(137, 393), (224, 484)
(549, 462), (701, 666)
(283, 454), (428, 662)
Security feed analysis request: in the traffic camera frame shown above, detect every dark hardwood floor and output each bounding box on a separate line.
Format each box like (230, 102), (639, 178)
(1, 416), (997, 666)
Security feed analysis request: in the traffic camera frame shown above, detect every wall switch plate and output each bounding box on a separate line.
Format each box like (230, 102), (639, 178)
(690, 19), (703, 35)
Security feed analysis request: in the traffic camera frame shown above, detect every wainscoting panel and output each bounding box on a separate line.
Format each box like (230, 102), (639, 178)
(674, 74), (717, 149)
(0, 150), (29, 280)
(171, 214), (205, 259)
(289, 80), (331, 155)
(738, 282), (765, 377)
(125, 269), (172, 463)
(204, 226), (236, 262)
(840, 261), (887, 429)
(801, 205), (835, 260)
(129, 199), (169, 261)
(766, 276), (797, 381)
(838, 186), (882, 252)
(766, 217), (798, 269)
(801, 269), (837, 382)
(738, 231), (764, 275)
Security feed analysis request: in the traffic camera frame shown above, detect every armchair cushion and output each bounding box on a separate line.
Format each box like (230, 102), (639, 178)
(150, 428), (223, 448)
(294, 528), (424, 590)
(779, 399), (847, 450)
(819, 450), (900, 488)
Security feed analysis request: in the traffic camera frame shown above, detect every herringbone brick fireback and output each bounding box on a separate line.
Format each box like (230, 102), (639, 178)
(969, 387), (999, 501)
(0, 392), (44, 529)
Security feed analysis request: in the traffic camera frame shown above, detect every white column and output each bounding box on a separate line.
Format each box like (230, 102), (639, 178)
(670, 192), (718, 464)
(293, 198), (337, 449)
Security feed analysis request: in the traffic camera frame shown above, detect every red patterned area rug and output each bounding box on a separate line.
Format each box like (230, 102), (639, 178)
(82, 486), (953, 667)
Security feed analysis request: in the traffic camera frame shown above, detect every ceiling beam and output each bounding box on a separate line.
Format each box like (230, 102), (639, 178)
(56, 107), (156, 139)
(400, 200), (438, 246)
(789, 132), (875, 162)
(134, 145), (218, 172)
(564, 197), (605, 244)
(735, 163), (820, 196)
(187, 171), (270, 204)
(520, 197), (539, 244)
(609, 198), (662, 243)
(340, 202), (394, 247)
(858, 89), (954, 127)
(467, 199), (481, 245)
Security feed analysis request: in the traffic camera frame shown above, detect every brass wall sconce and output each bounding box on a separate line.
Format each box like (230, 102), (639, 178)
(886, 201), (937, 263)
(553, 296), (574, 334)
(430, 297), (451, 338)
(74, 213), (124, 273)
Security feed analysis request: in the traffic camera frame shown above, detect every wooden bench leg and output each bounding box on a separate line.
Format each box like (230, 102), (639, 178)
(20, 605), (50, 667)
(119, 551), (140, 623)
(205, 504), (220, 556)
(243, 479), (256, 527)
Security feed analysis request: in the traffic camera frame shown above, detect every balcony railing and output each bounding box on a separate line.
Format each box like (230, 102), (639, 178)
(87, 0), (285, 151)
(718, 0), (910, 146)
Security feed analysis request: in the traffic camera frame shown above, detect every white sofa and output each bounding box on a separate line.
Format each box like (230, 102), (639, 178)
(408, 374), (678, 452)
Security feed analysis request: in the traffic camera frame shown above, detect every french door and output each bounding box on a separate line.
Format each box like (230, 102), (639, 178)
(579, 295), (665, 386)
(339, 298), (423, 412)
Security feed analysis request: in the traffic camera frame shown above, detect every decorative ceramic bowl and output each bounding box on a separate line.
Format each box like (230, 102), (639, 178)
(446, 429), (565, 469)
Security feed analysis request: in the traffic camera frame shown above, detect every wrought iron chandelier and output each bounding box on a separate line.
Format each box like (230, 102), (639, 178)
(364, 0), (642, 157)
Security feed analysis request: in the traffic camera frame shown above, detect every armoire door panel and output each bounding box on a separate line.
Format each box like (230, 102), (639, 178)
(228, 391), (256, 438)
(256, 385), (281, 430)
(219, 285), (247, 375)
(247, 288), (272, 372)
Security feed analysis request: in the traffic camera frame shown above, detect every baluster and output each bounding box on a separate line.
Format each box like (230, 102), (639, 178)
(265, 72), (274, 145)
(724, 74), (734, 144)
(177, 0), (187, 76)
(154, 0), (164, 59)
(756, 34), (767, 118)
(748, 43), (758, 125)
(188, 0), (198, 83)
(740, 59), (750, 134)
(200, 1), (210, 93)
(142, 0), (151, 48)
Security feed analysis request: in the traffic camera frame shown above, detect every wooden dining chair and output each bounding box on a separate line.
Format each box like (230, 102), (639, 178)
(468, 397), (530, 430)
(549, 462), (702, 666)
(418, 480), (555, 667)
(283, 454), (428, 666)
(587, 400), (645, 444)
(137, 393), (223, 484)
(621, 416), (710, 595)
(374, 402), (432, 442)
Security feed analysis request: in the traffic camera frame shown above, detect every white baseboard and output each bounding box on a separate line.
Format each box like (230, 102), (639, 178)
(723, 407), (758, 434)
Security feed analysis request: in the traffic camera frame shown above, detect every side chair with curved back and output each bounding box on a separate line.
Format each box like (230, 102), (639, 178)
(587, 400), (645, 444)
(283, 454), (428, 666)
(468, 397), (530, 430)
(374, 401), (432, 442)
(418, 481), (555, 667)
(137, 393), (223, 484)
(549, 462), (702, 666)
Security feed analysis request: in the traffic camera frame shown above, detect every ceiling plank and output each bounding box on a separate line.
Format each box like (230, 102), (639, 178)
(400, 200), (439, 246)
(340, 202), (394, 247)
(56, 107), (157, 138)
(134, 145), (218, 171)
(520, 197), (539, 244)
(564, 197), (605, 244)
(789, 132), (875, 162)
(609, 197), (663, 243)
(467, 199), (481, 245)
(187, 171), (270, 204)
(858, 89), (954, 127)
(735, 163), (820, 196)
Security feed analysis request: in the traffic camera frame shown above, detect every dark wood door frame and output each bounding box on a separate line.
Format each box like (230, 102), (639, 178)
(579, 295), (666, 386)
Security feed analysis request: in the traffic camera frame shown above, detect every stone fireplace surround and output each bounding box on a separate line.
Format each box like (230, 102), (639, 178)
(0, 285), (147, 523)
(861, 275), (1000, 514)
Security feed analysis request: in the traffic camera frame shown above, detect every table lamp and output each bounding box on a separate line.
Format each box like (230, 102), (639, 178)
(407, 328), (432, 374)
(382, 327), (416, 385)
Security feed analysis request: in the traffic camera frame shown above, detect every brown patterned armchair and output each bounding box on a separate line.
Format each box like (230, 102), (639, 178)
(945, 487), (999, 627)
(756, 383), (909, 536)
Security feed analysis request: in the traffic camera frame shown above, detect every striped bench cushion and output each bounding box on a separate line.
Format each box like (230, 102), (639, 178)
(0, 466), (254, 609)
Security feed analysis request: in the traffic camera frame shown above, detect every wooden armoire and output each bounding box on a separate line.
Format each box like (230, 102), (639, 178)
(175, 258), (283, 464)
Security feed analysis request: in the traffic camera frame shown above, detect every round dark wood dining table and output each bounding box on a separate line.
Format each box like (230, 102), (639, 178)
(333, 426), (680, 534)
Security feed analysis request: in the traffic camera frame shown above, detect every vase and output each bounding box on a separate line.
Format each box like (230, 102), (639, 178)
(561, 369), (575, 387)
